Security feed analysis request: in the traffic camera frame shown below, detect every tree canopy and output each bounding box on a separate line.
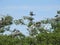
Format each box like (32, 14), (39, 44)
(0, 11), (60, 45)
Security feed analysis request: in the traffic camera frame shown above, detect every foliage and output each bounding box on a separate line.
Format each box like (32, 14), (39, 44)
(0, 11), (60, 45)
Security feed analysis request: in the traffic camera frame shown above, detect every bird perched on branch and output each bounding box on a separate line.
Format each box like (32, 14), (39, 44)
(30, 11), (35, 16)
